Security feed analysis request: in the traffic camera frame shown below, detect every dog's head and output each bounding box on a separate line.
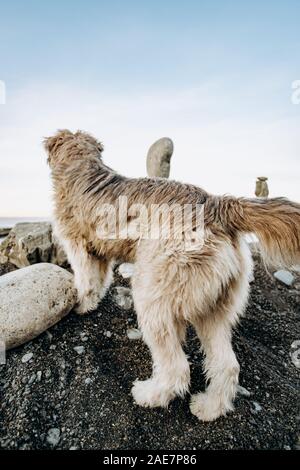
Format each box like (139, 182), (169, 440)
(44, 130), (104, 168)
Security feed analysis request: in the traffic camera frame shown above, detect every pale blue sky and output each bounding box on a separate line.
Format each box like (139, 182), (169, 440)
(0, 0), (299, 216)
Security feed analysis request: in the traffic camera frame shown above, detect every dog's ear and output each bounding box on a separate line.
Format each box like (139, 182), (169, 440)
(74, 130), (104, 154)
(44, 130), (74, 165)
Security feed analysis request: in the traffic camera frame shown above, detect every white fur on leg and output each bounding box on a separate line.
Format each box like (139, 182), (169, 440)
(131, 251), (191, 409)
(190, 321), (240, 422)
(132, 362), (190, 409)
(75, 290), (101, 315)
(74, 258), (114, 314)
(56, 233), (114, 315)
(189, 362), (239, 421)
(190, 391), (233, 422)
(132, 378), (173, 408)
(190, 237), (251, 421)
(131, 319), (190, 408)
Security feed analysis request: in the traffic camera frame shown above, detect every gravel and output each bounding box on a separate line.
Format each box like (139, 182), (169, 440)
(0, 256), (299, 450)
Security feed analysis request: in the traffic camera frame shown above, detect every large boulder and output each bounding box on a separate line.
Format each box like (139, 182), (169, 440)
(0, 222), (68, 269)
(0, 263), (77, 349)
(146, 137), (174, 178)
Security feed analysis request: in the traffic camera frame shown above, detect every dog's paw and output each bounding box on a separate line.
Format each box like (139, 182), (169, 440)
(189, 392), (232, 422)
(75, 292), (101, 315)
(131, 379), (173, 408)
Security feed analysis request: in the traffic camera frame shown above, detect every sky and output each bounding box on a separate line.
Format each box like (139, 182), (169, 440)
(0, 0), (299, 216)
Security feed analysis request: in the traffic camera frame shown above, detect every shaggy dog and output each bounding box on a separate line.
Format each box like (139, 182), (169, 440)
(45, 129), (300, 422)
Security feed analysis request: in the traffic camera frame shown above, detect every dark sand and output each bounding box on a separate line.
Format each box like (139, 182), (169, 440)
(0, 256), (299, 450)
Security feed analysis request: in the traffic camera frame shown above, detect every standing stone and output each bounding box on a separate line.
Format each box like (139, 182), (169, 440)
(255, 177), (269, 198)
(146, 137), (174, 178)
(0, 263), (77, 349)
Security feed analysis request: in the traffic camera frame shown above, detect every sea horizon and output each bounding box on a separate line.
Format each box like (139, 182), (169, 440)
(0, 216), (51, 228)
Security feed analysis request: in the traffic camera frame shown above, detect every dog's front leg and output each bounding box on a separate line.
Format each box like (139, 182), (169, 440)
(131, 300), (190, 408)
(62, 238), (114, 315)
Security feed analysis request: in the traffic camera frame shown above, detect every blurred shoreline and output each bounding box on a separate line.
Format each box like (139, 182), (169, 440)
(0, 217), (50, 228)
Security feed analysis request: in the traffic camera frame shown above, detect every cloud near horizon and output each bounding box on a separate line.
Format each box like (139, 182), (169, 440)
(0, 80), (299, 217)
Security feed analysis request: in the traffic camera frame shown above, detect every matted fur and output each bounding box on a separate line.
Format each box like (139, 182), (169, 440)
(45, 129), (300, 422)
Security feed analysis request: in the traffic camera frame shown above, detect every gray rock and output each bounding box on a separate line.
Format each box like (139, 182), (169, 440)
(0, 263), (77, 349)
(28, 374), (36, 385)
(118, 263), (135, 279)
(21, 352), (33, 363)
(104, 331), (112, 338)
(73, 346), (85, 355)
(251, 401), (262, 413)
(274, 270), (295, 287)
(146, 137), (174, 178)
(0, 222), (52, 268)
(0, 222), (68, 268)
(36, 371), (42, 382)
(0, 227), (11, 238)
(80, 333), (88, 343)
(113, 287), (133, 310)
(237, 385), (251, 397)
(127, 328), (142, 340)
(46, 428), (61, 447)
(290, 340), (300, 369)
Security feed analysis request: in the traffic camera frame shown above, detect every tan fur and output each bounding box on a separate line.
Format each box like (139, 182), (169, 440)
(45, 129), (300, 422)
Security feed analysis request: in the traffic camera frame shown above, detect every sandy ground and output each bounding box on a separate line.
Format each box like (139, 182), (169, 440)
(0, 256), (299, 450)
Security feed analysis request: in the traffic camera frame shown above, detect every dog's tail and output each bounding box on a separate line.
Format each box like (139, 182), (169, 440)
(211, 196), (300, 268)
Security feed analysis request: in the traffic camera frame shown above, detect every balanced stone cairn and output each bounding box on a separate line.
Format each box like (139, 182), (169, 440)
(146, 137), (174, 178)
(255, 176), (269, 198)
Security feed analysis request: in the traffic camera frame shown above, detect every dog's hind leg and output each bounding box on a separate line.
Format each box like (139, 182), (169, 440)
(131, 294), (190, 408)
(189, 236), (253, 421)
(190, 314), (240, 422)
(189, 251), (252, 420)
(62, 238), (114, 314)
